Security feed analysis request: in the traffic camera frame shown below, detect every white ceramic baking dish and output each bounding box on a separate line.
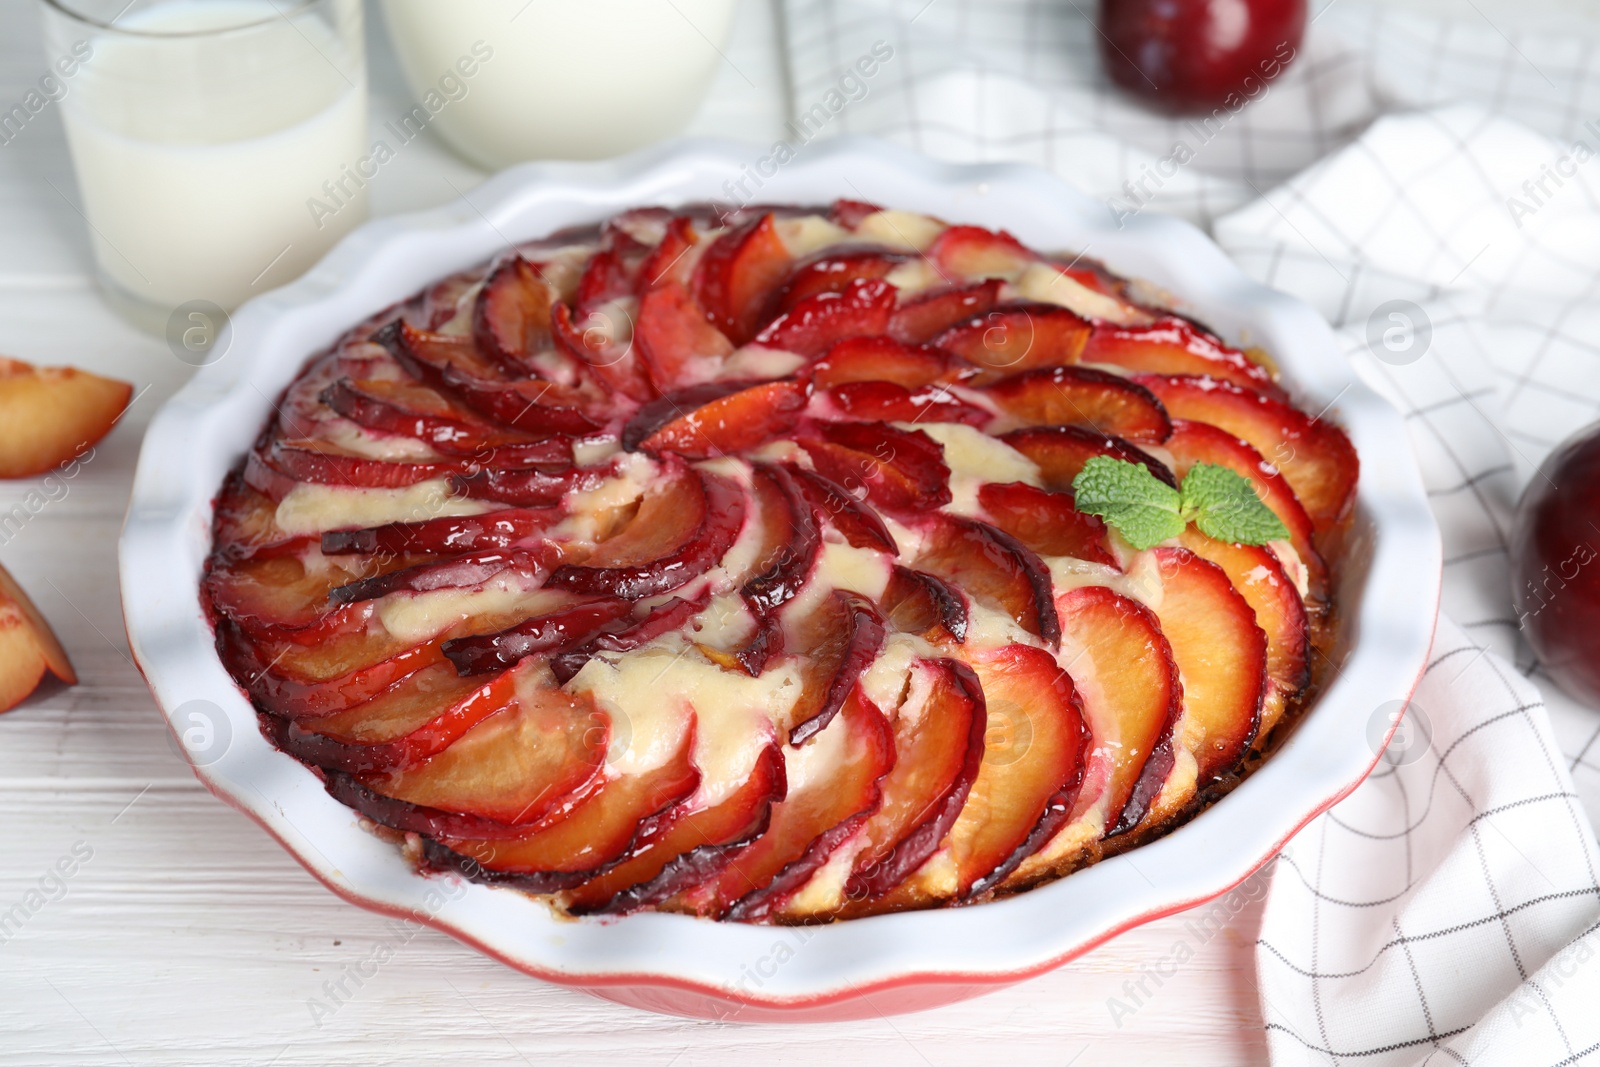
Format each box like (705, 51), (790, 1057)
(120, 137), (1441, 1021)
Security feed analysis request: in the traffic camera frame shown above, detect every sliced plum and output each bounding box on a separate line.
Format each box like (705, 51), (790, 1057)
(868, 644), (1088, 906)
(351, 677), (608, 827)
(211, 474), (309, 562)
(977, 481), (1116, 568)
(442, 598), (635, 675)
(634, 281), (734, 393)
(327, 548), (551, 607)
(983, 365), (1171, 443)
(934, 304), (1092, 380)
(1163, 417), (1326, 600)
(1000, 585), (1182, 887)
(473, 256), (556, 374)
(273, 663), (522, 774)
(879, 565), (968, 643)
(219, 619), (450, 720)
(1176, 528), (1309, 740)
(320, 507), (566, 557)
(547, 591), (708, 684)
(823, 380), (989, 426)
(694, 213), (794, 344)
(786, 591), (888, 746)
(1001, 423), (1177, 490)
(1134, 374), (1358, 532)
(798, 420), (951, 514)
(913, 514), (1060, 647)
(784, 464), (898, 554)
(205, 550), (419, 637)
(767, 246), (908, 317)
(1125, 546), (1268, 835)
(811, 335), (975, 389)
(1058, 586), (1181, 839)
(547, 467), (746, 600)
(561, 742), (787, 916)
(320, 377), (524, 455)
(828, 198), (884, 229)
(753, 278), (897, 358)
(373, 319), (602, 436)
(739, 464), (823, 656)
(840, 658), (986, 904)
(1082, 317), (1286, 402)
(429, 719), (700, 890)
(678, 691), (895, 920)
(246, 438), (457, 498)
(548, 298), (659, 404)
(626, 379), (809, 459)
(449, 464), (615, 507)
(888, 279), (1004, 345)
(927, 224), (1037, 281)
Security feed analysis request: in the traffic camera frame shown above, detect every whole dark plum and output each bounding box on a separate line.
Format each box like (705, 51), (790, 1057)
(1511, 422), (1600, 707)
(1098, 0), (1306, 115)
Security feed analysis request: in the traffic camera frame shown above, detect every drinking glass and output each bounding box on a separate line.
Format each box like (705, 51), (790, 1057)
(39, 0), (367, 333)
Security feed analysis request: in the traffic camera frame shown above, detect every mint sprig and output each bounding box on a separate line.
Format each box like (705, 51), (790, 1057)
(1069, 457), (1184, 550)
(1070, 457), (1289, 550)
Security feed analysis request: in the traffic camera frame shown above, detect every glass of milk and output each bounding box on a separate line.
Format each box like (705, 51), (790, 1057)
(39, 0), (367, 332)
(378, 0), (737, 170)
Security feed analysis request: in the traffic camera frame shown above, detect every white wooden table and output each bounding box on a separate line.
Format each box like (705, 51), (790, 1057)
(20, 0), (1547, 1062)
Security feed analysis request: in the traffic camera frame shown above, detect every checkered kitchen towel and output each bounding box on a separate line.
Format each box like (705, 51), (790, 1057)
(780, 1), (1600, 1061)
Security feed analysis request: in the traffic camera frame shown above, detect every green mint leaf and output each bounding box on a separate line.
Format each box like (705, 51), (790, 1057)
(1071, 456), (1184, 550)
(1180, 463), (1290, 546)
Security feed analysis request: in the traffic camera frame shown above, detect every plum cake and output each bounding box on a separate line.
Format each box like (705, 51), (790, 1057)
(203, 200), (1357, 922)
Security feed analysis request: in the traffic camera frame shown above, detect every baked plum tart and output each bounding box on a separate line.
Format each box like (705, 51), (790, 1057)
(203, 200), (1357, 922)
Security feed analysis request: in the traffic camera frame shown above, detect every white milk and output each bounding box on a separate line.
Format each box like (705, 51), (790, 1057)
(57, 0), (366, 316)
(379, 0), (736, 168)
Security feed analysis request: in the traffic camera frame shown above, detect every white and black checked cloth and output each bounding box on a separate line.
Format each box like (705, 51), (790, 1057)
(781, 1), (1600, 1061)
